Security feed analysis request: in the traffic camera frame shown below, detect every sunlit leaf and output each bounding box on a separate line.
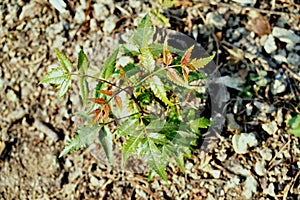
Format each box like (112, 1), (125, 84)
(146, 119), (165, 132)
(99, 126), (114, 164)
(101, 48), (119, 79)
(182, 65), (190, 83)
(89, 98), (106, 105)
(163, 40), (173, 66)
(79, 76), (89, 107)
(122, 131), (145, 163)
(77, 49), (89, 73)
(181, 45), (194, 65)
(189, 53), (215, 71)
(59, 125), (100, 157)
(149, 76), (173, 106)
(40, 68), (69, 85)
(144, 140), (167, 181)
(131, 14), (154, 48)
(167, 68), (189, 88)
(117, 118), (139, 138)
(58, 76), (71, 98)
(54, 49), (72, 72)
(140, 47), (155, 72)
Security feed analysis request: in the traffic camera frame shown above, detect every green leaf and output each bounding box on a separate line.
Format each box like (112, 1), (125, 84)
(140, 47), (155, 72)
(146, 119), (165, 132)
(189, 53), (215, 70)
(77, 49), (89, 73)
(149, 76), (173, 106)
(79, 76), (89, 107)
(144, 140), (167, 181)
(101, 48), (119, 79)
(58, 76), (71, 97)
(99, 126), (114, 164)
(190, 117), (211, 132)
(117, 118), (139, 138)
(287, 115), (300, 137)
(54, 49), (72, 72)
(40, 68), (69, 85)
(122, 131), (145, 163)
(59, 125), (100, 157)
(167, 68), (189, 88)
(163, 144), (185, 173)
(59, 135), (83, 157)
(131, 14), (154, 48)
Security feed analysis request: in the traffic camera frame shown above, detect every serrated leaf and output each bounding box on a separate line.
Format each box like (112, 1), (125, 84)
(99, 126), (114, 164)
(98, 89), (113, 96)
(58, 76), (71, 98)
(122, 131), (145, 163)
(59, 125), (100, 157)
(79, 76), (89, 107)
(167, 68), (189, 88)
(131, 14), (154, 48)
(149, 76), (173, 106)
(40, 68), (69, 85)
(182, 65), (190, 83)
(140, 47), (155, 72)
(163, 40), (173, 66)
(59, 135), (83, 157)
(117, 118), (139, 138)
(54, 49), (72, 72)
(189, 53), (215, 71)
(163, 144), (185, 172)
(181, 45), (194, 65)
(144, 140), (167, 181)
(101, 48), (119, 79)
(146, 119), (165, 132)
(190, 117), (211, 132)
(77, 49), (89, 73)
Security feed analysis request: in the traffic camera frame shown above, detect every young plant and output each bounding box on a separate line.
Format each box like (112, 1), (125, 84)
(40, 14), (215, 180)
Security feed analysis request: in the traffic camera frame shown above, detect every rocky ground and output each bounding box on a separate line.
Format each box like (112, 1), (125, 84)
(0, 0), (300, 199)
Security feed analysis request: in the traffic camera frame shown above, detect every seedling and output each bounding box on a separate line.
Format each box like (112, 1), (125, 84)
(40, 14), (215, 180)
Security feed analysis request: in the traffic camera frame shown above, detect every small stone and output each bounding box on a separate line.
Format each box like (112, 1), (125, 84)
(263, 183), (276, 197)
(19, 2), (36, 20)
(206, 12), (226, 29)
(103, 16), (117, 33)
(255, 160), (266, 176)
(272, 27), (300, 45)
(264, 35), (277, 54)
(94, 3), (109, 21)
(274, 54), (287, 64)
(90, 18), (97, 31)
(129, 0), (141, 8)
(271, 79), (286, 95)
(74, 8), (85, 24)
(243, 175), (257, 199)
(262, 121), (278, 135)
(260, 148), (273, 161)
(287, 52), (300, 66)
(232, 133), (258, 154)
(6, 89), (18, 102)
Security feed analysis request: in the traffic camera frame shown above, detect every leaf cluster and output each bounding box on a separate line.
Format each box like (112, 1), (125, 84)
(40, 14), (215, 181)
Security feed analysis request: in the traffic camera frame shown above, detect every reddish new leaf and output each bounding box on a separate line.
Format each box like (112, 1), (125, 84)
(182, 66), (190, 82)
(99, 90), (113, 96)
(163, 40), (173, 66)
(114, 95), (122, 110)
(91, 108), (103, 122)
(89, 97), (106, 105)
(181, 45), (194, 65)
(104, 104), (110, 120)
